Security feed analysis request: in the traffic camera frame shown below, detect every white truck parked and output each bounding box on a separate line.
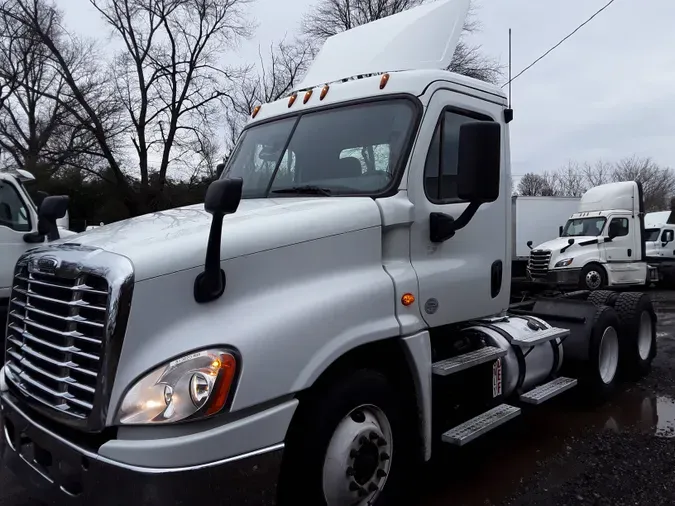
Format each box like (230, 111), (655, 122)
(0, 2), (658, 505)
(511, 196), (580, 279)
(526, 181), (661, 291)
(0, 170), (73, 337)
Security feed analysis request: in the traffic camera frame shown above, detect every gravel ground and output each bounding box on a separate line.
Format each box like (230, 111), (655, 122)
(2, 289), (675, 506)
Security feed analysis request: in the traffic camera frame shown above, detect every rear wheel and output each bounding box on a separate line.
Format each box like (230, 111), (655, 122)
(278, 369), (412, 506)
(587, 290), (619, 307)
(613, 292), (657, 378)
(581, 306), (621, 400)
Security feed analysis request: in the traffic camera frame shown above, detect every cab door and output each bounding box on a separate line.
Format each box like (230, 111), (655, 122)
(0, 179), (35, 298)
(660, 228), (675, 258)
(408, 88), (508, 327)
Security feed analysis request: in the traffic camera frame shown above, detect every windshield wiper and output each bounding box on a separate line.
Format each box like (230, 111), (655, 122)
(271, 185), (332, 196)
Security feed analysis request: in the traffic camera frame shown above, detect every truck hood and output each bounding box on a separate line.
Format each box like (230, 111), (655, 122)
(59, 197), (383, 281)
(535, 236), (596, 254)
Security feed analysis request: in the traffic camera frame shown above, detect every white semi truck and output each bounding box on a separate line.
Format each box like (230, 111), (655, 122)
(0, 170), (73, 337)
(526, 181), (662, 290)
(0, 2), (657, 505)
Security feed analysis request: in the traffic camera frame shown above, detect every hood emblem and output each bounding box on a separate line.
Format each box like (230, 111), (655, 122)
(30, 256), (58, 275)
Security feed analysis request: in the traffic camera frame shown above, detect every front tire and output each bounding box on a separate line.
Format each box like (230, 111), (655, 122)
(278, 369), (412, 506)
(579, 263), (607, 291)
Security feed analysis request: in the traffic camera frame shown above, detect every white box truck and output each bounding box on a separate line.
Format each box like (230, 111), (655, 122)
(0, 2), (657, 505)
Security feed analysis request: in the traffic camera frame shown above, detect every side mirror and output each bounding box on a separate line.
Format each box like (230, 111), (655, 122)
(526, 240), (533, 249)
(23, 195), (69, 243)
(194, 178), (243, 303)
(457, 121), (501, 203)
(607, 221), (621, 240)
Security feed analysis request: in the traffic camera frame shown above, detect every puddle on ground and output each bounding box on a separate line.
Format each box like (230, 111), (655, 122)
(420, 387), (675, 506)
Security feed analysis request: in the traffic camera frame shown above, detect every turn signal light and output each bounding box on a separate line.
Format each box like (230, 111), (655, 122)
(380, 73), (390, 89)
(401, 293), (415, 306)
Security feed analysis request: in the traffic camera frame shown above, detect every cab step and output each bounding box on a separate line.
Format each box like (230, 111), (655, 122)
(432, 346), (507, 376)
(511, 326), (569, 347)
(519, 377), (578, 405)
(442, 404), (521, 446)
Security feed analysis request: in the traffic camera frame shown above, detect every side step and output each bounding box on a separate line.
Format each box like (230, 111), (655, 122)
(432, 346), (507, 376)
(442, 404), (521, 446)
(519, 377), (578, 405)
(511, 326), (569, 347)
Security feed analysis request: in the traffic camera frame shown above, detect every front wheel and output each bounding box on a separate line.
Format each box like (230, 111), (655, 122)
(278, 369), (412, 506)
(579, 263), (607, 291)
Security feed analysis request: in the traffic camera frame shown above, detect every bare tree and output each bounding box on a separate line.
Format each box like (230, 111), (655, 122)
(301, 0), (503, 84)
(90, 0), (253, 208)
(517, 172), (555, 196)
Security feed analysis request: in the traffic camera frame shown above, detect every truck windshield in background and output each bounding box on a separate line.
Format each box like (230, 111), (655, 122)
(645, 228), (660, 241)
(223, 98), (418, 198)
(562, 216), (607, 237)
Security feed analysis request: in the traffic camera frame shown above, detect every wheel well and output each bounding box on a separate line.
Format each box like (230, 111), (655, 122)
(287, 338), (421, 453)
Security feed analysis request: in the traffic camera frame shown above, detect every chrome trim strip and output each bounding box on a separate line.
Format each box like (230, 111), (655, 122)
(2, 394), (284, 474)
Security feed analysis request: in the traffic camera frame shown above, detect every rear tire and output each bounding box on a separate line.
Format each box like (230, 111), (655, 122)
(613, 292), (657, 379)
(587, 290), (619, 307)
(580, 306), (621, 400)
(278, 369), (413, 506)
(579, 263), (607, 291)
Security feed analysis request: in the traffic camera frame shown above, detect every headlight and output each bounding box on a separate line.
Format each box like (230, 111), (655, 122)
(116, 349), (237, 425)
(555, 258), (573, 268)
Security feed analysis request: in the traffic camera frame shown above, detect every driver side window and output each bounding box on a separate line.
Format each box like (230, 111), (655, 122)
(0, 182), (31, 232)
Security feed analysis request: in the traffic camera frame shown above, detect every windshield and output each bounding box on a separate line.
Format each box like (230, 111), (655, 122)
(562, 217), (606, 237)
(223, 98), (418, 198)
(645, 228), (661, 241)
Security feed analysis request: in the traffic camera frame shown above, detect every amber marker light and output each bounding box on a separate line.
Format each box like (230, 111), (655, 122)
(320, 84), (330, 100)
(251, 105), (261, 118)
(380, 73), (390, 90)
(304, 89), (313, 103)
(401, 293), (415, 306)
(288, 94), (298, 108)
(205, 352), (238, 416)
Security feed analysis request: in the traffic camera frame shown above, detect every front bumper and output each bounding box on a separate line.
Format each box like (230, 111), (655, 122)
(1, 393), (283, 505)
(528, 268), (581, 287)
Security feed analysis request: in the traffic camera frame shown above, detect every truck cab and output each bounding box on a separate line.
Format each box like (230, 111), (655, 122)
(0, 170), (74, 329)
(527, 181), (657, 290)
(0, 2), (658, 505)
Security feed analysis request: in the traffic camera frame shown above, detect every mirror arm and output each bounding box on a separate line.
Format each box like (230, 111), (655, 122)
(429, 202), (481, 243)
(194, 213), (226, 304)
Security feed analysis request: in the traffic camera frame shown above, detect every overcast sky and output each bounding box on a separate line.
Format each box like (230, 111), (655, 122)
(59, 0), (675, 182)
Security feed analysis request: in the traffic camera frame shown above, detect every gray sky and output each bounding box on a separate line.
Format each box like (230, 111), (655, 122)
(60, 0), (675, 182)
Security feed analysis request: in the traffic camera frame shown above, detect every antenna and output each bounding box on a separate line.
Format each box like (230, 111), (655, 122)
(508, 28), (512, 109)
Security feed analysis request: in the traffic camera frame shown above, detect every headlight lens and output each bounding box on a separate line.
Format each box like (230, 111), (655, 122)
(116, 349), (237, 425)
(555, 258), (573, 268)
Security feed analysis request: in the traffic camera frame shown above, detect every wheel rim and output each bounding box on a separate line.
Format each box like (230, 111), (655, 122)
(586, 270), (602, 289)
(599, 326), (619, 384)
(638, 311), (653, 360)
(322, 404), (393, 506)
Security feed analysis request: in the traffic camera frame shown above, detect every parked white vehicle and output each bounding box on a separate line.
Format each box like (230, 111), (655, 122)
(0, 170), (73, 309)
(527, 181), (661, 290)
(0, 2), (657, 505)
(511, 196), (580, 278)
(644, 212), (675, 259)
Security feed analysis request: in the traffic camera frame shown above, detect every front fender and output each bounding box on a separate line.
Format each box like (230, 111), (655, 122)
(107, 227), (400, 424)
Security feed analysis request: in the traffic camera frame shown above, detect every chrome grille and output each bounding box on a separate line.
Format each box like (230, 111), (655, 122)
(4, 265), (109, 420)
(527, 250), (552, 279)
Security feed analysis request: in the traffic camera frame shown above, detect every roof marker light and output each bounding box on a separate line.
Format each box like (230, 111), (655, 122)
(288, 94), (297, 108)
(320, 85), (330, 100)
(380, 73), (390, 90)
(251, 105), (261, 118)
(303, 89), (313, 104)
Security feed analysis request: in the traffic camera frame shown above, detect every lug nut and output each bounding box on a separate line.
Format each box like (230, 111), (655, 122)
(360, 436), (369, 445)
(368, 482), (378, 492)
(377, 437), (387, 447)
(377, 469), (387, 478)
(369, 431), (379, 440)
(380, 452), (390, 461)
